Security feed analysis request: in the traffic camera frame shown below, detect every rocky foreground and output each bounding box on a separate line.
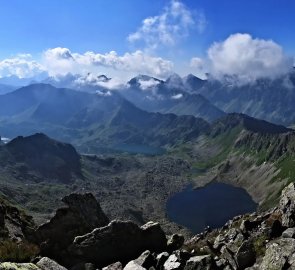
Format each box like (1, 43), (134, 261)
(2, 183), (295, 269)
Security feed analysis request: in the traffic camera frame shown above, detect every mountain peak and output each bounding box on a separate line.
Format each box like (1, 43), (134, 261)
(165, 73), (183, 85)
(97, 74), (111, 82)
(5, 133), (81, 183)
(128, 75), (163, 89)
(183, 74), (207, 92)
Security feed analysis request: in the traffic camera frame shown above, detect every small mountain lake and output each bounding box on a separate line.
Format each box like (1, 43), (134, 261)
(167, 182), (257, 234)
(113, 144), (165, 155)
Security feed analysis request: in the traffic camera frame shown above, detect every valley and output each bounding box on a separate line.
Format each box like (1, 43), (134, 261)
(1, 81), (295, 269)
(1, 109), (295, 238)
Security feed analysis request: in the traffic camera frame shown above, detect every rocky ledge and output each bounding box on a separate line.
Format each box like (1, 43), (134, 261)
(2, 183), (295, 270)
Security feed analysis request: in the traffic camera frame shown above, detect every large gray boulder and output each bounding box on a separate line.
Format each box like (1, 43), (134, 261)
(163, 254), (182, 270)
(184, 255), (213, 270)
(70, 220), (167, 267)
(260, 238), (295, 270)
(36, 257), (68, 270)
(279, 183), (295, 227)
(34, 193), (109, 265)
(0, 263), (40, 270)
(123, 261), (145, 270)
(282, 228), (295, 238)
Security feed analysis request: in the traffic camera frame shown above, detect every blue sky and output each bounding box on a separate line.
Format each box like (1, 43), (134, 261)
(0, 0), (294, 81)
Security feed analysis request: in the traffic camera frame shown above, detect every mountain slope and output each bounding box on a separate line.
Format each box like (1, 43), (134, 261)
(187, 72), (295, 126)
(171, 113), (295, 211)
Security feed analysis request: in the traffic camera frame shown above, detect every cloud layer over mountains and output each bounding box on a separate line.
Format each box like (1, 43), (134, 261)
(0, 0), (293, 84)
(0, 33), (293, 86)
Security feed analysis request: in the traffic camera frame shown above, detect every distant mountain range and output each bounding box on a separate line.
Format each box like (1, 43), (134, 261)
(0, 83), (210, 153)
(40, 70), (295, 125)
(120, 74), (225, 122)
(186, 72), (295, 126)
(2, 69), (295, 134)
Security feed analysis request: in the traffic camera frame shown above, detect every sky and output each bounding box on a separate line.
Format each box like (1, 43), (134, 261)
(0, 0), (295, 82)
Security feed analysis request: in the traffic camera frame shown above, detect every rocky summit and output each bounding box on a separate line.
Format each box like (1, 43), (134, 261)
(1, 183), (295, 269)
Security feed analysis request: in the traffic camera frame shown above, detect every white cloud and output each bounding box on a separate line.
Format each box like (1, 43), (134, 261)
(171, 93), (183, 99)
(207, 33), (293, 82)
(0, 55), (45, 78)
(128, 0), (206, 50)
(43, 48), (173, 78)
(43, 47), (76, 75)
(74, 73), (125, 90)
(138, 78), (161, 90)
(190, 57), (204, 69)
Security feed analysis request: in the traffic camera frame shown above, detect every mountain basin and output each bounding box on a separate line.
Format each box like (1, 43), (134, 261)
(113, 143), (165, 155)
(166, 182), (257, 234)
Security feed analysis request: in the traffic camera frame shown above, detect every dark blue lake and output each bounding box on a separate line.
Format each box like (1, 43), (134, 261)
(166, 182), (257, 234)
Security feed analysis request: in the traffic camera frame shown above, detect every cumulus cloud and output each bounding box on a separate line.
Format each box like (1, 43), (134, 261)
(0, 54), (45, 78)
(43, 48), (173, 78)
(43, 47), (76, 75)
(207, 33), (293, 82)
(128, 0), (206, 50)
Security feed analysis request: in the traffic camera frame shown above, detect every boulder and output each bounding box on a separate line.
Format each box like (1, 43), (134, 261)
(70, 220), (167, 267)
(173, 250), (191, 262)
(133, 250), (156, 269)
(235, 240), (256, 269)
(34, 193), (109, 265)
(0, 197), (35, 241)
(156, 252), (170, 270)
(0, 263), (40, 270)
(167, 234), (185, 252)
(220, 246), (238, 269)
(282, 228), (295, 238)
(163, 254), (182, 270)
(260, 238), (295, 270)
(279, 183), (295, 227)
(184, 255), (213, 270)
(36, 257), (68, 270)
(103, 262), (123, 270)
(123, 261), (145, 270)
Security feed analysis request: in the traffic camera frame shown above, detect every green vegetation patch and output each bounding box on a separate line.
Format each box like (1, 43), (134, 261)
(0, 241), (39, 263)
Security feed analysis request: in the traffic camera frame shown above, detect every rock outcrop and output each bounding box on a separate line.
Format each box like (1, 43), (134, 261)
(0, 197), (35, 241)
(0, 257), (68, 270)
(34, 193), (109, 265)
(279, 182), (295, 227)
(36, 257), (68, 270)
(3, 183), (295, 270)
(70, 220), (167, 267)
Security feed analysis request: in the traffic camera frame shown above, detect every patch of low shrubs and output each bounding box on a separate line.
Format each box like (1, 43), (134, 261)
(0, 240), (39, 262)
